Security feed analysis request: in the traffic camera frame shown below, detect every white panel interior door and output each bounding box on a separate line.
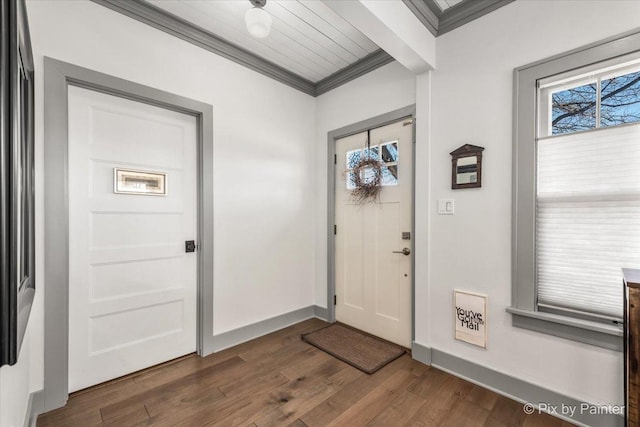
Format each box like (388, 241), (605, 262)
(335, 118), (413, 347)
(67, 86), (197, 392)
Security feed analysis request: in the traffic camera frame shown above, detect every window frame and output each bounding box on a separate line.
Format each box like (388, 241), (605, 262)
(510, 29), (640, 351)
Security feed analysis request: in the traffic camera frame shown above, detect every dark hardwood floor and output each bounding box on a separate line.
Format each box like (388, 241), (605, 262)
(37, 318), (574, 427)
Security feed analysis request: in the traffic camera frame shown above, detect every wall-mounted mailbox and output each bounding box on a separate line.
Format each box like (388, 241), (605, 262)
(450, 144), (484, 190)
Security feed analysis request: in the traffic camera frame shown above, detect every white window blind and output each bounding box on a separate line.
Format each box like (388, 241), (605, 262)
(536, 124), (640, 319)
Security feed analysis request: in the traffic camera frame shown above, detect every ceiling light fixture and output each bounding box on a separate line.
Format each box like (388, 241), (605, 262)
(245, 0), (272, 39)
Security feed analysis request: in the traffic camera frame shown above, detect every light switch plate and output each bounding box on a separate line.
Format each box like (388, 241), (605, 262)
(438, 199), (455, 215)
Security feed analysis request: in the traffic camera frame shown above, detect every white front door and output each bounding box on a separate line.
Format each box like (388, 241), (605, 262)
(67, 86), (198, 392)
(334, 118), (413, 348)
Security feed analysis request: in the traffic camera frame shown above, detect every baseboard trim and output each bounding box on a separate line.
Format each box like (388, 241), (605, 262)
(212, 306), (315, 352)
(313, 305), (328, 320)
(411, 341), (432, 365)
(24, 389), (44, 427)
(426, 348), (622, 427)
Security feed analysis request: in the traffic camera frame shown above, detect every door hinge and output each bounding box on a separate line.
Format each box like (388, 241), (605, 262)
(334, 224), (337, 235)
(185, 240), (196, 253)
(334, 295), (337, 305)
(334, 154), (337, 164)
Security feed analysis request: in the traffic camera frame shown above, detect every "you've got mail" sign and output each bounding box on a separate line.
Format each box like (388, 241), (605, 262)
(454, 290), (487, 348)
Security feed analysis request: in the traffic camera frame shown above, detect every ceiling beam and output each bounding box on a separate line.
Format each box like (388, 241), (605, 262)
(324, 0), (436, 73)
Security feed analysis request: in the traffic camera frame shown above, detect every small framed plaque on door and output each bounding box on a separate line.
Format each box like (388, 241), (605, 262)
(114, 168), (167, 196)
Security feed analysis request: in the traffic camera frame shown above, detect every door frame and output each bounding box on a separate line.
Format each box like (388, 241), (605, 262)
(326, 105), (416, 343)
(43, 57), (214, 411)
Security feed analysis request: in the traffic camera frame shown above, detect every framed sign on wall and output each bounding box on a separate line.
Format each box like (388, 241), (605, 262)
(1, 0), (36, 367)
(454, 290), (487, 348)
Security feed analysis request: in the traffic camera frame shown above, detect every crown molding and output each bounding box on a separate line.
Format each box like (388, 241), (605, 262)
(438, 0), (515, 36)
(90, 0), (393, 97)
(404, 0), (515, 37)
(401, 0), (438, 37)
(315, 50), (394, 96)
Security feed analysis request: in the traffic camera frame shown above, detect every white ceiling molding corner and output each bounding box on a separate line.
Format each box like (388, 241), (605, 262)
(315, 49), (394, 96)
(403, 0), (515, 37)
(402, 0), (438, 37)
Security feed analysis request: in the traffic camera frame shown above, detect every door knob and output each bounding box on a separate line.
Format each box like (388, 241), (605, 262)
(392, 247), (411, 256)
(185, 240), (196, 253)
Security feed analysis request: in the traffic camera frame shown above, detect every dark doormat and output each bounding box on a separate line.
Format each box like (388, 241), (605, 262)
(301, 323), (407, 374)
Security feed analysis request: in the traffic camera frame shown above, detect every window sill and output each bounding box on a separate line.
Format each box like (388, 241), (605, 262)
(507, 307), (623, 351)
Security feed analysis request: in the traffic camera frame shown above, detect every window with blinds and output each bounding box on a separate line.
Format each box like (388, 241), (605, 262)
(535, 60), (640, 322)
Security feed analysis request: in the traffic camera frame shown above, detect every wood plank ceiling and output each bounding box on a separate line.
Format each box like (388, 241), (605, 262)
(147, 0), (380, 84)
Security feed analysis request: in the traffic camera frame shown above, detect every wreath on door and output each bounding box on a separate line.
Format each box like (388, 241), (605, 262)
(348, 130), (384, 204)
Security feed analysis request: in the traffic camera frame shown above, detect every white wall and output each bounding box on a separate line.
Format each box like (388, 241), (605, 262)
(0, 334), (32, 427)
(1, 0), (316, 424)
(427, 0), (640, 406)
(314, 61), (417, 306)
